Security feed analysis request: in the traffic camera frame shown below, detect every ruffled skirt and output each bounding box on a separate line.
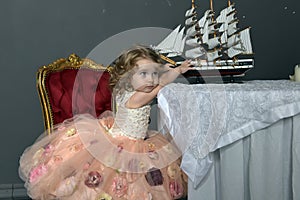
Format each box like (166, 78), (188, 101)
(19, 114), (187, 200)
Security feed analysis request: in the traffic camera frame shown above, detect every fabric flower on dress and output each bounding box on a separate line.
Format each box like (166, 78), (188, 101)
(65, 128), (76, 137)
(145, 167), (164, 186)
(139, 161), (145, 170)
(29, 164), (48, 183)
(53, 155), (63, 163)
(55, 176), (77, 197)
(44, 144), (53, 153)
(111, 176), (128, 197)
(147, 151), (159, 160)
(41, 144), (54, 157)
(95, 192), (112, 200)
(84, 171), (103, 188)
(68, 143), (83, 153)
(169, 180), (184, 199)
(167, 163), (180, 179)
(163, 144), (174, 154)
(148, 142), (156, 152)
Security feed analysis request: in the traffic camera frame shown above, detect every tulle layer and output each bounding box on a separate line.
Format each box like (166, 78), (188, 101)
(19, 114), (187, 200)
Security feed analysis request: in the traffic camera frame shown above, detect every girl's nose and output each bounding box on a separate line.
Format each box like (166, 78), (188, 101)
(147, 75), (154, 83)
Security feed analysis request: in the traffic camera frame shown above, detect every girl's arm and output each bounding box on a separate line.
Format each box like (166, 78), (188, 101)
(126, 60), (192, 108)
(159, 60), (192, 86)
(126, 85), (163, 108)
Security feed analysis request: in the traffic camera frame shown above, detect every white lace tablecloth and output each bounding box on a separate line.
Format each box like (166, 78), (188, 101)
(157, 80), (300, 187)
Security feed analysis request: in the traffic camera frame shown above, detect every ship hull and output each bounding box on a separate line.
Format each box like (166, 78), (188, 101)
(184, 66), (252, 77)
(176, 58), (254, 78)
(183, 68), (252, 83)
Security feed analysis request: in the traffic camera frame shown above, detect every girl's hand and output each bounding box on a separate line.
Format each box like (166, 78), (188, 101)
(176, 60), (193, 74)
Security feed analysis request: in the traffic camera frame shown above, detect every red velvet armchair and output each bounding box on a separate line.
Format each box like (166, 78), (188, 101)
(36, 53), (112, 134)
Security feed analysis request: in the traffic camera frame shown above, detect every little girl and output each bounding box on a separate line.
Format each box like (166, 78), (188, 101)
(19, 46), (192, 200)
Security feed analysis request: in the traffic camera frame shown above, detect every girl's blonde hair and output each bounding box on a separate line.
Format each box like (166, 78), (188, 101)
(109, 45), (164, 93)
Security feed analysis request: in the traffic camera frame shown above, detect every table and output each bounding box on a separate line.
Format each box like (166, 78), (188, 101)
(157, 80), (300, 200)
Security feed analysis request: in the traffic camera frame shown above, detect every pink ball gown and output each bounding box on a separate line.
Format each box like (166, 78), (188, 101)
(19, 91), (187, 200)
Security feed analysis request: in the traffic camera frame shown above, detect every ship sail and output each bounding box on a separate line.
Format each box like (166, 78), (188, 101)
(225, 28), (253, 57)
(185, 46), (206, 59)
(167, 27), (187, 57)
(185, 7), (195, 17)
(186, 25), (198, 36)
(185, 17), (195, 26)
(198, 10), (214, 28)
(216, 4), (235, 23)
(227, 20), (238, 36)
(198, 10), (214, 34)
(155, 25), (181, 53)
(239, 28), (253, 54)
(186, 37), (200, 47)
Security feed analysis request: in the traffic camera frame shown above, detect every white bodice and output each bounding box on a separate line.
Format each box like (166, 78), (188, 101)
(110, 91), (151, 139)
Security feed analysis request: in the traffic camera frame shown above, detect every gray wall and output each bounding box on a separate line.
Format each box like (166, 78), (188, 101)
(0, 0), (299, 184)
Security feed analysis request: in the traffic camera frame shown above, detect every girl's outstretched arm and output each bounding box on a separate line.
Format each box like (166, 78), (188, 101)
(159, 60), (192, 86)
(126, 60), (192, 109)
(126, 85), (163, 108)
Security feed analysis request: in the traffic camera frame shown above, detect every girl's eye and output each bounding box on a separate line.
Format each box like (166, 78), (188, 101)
(140, 72), (147, 76)
(153, 72), (158, 76)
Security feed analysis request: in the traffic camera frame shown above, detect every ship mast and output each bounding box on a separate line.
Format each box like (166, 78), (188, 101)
(228, 0), (231, 6)
(209, 0), (214, 11)
(192, 0), (195, 8)
(209, 0), (218, 46)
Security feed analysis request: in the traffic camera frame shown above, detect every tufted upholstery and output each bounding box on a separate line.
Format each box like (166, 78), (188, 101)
(37, 54), (112, 134)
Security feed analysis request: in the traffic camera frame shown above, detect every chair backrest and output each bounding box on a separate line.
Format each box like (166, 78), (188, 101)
(37, 53), (112, 134)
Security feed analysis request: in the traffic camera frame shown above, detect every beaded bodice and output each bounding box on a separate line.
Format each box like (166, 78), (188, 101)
(110, 91), (151, 139)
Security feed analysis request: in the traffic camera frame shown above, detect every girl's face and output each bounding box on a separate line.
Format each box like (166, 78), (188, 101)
(131, 58), (160, 92)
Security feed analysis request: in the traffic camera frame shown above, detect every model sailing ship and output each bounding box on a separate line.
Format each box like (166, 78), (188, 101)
(153, 0), (254, 78)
